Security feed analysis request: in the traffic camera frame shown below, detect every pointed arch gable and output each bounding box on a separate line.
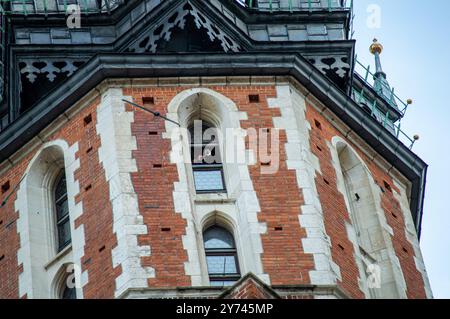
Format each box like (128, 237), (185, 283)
(167, 88), (239, 118)
(50, 262), (77, 299)
(200, 210), (238, 234)
(126, 1), (242, 54)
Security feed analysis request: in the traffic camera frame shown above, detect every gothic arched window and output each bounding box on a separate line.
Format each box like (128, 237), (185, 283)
(203, 226), (240, 287)
(336, 141), (400, 298)
(189, 121), (226, 193)
(54, 172), (71, 252)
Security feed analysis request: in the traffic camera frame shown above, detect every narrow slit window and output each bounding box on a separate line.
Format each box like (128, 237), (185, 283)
(54, 172), (71, 252)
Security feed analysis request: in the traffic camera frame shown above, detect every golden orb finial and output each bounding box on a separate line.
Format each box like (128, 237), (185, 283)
(370, 38), (383, 55)
(407, 99), (413, 105)
(413, 134), (420, 141)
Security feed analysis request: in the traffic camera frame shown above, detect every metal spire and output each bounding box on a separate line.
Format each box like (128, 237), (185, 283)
(370, 38), (386, 78)
(369, 38), (398, 110)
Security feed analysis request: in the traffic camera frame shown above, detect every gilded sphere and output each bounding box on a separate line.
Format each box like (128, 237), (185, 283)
(370, 38), (383, 54)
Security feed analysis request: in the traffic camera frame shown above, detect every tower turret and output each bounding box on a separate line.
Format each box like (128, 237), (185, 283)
(0, 0), (431, 301)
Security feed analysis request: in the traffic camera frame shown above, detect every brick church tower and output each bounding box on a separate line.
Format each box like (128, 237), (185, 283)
(0, 0), (432, 299)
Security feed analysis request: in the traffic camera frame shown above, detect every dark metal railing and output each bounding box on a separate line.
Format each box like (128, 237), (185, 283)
(352, 58), (418, 149)
(0, 0), (124, 15)
(0, 2), (5, 105)
(236, 0), (352, 13)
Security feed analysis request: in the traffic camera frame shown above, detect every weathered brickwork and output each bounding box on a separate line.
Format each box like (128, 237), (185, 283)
(0, 97), (119, 299)
(222, 278), (277, 299)
(305, 108), (365, 298)
(381, 185), (427, 298)
(238, 87), (315, 285)
(0, 80), (428, 299)
(124, 87), (191, 288)
(305, 99), (427, 299)
(122, 85), (314, 288)
(72, 99), (117, 298)
(0, 158), (32, 299)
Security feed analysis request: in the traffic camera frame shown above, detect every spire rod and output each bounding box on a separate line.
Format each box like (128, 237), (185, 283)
(369, 38), (398, 109)
(370, 38), (386, 79)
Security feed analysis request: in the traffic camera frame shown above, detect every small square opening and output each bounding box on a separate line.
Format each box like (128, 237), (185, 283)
(143, 97), (155, 105)
(83, 114), (92, 126)
(1, 181), (10, 194)
(249, 94), (260, 103)
(314, 119), (322, 130)
(383, 181), (392, 193)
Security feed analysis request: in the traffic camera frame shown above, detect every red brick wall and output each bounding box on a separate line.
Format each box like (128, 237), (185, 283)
(0, 97), (119, 299)
(124, 87), (191, 288)
(122, 85), (314, 287)
(381, 184), (427, 298)
(305, 99), (427, 298)
(0, 82), (427, 298)
(0, 157), (32, 299)
(223, 278), (276, 299)
(238, 87), (315, 285)
(71, 100), (118, 298)
(306, 108), (365, 298)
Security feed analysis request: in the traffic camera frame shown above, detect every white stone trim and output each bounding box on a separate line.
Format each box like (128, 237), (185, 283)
(65, 142), (88, 298)
(96, 88), (154, 298)
(16, 178), (32, 298)
(327, 140), (371, 297)
(330, 136), (408, 298)
(164, 88), (269, 286)
(15, 140), (86, 299)
(268, 84), (340, 286)
(393, 180), (433, 298)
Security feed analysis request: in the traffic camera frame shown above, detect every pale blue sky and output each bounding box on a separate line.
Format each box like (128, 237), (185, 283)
(352, 0), (450, 298)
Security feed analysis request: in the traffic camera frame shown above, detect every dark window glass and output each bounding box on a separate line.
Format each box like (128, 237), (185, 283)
(189, 121), (226, 193)
(57, 0), (78, 5)
(55, 173), (71, 252)
(203, 226), (240, 287)
(62, 285), (77, 299)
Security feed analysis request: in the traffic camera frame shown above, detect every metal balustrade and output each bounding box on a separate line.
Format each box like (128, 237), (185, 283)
(0, 3), (5, 106)
(354, 57), (411, 115)
(0, 3), (5, 132)
(0, 0), (124, 15)
(353, 57), (418, 149)
(236, 0), (352, 13)
(1, 0), (353, 15)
